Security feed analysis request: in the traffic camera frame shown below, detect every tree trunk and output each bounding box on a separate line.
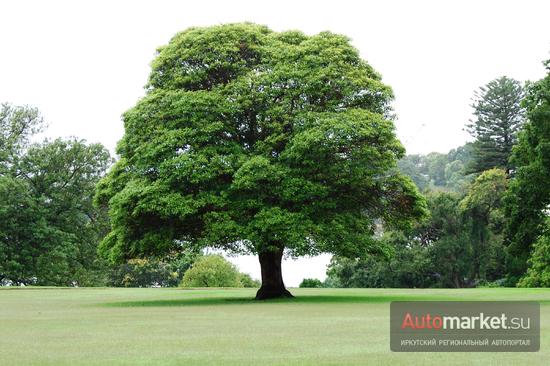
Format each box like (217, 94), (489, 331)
(255, 247), (294, 300)
(452, 272), (460, 288)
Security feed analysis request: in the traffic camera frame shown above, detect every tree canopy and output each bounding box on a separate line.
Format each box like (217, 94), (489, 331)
(96, 23), (427, 299)
(466, 76), (525, 174)
(505, 61), (550, 285)
(0, 103), (44, 175)
(0, 137), (112, 285)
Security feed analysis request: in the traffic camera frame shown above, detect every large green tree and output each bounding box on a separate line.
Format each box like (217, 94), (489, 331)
(459, 168), (507, 282)
(0, 138), (112, 285)
(96, 23), (427, 299)
(466, 76), (525, 174)
(505, 61), (550, 285)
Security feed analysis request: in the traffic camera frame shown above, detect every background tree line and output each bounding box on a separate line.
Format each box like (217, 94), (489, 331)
(0, 103), (256, 288)
(317, 71), (550, 289)
(2, 61), (549, 290)
(0, 104), (111, 286)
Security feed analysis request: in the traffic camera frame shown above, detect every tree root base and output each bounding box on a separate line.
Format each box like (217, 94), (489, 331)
(255, 286), (294, 300)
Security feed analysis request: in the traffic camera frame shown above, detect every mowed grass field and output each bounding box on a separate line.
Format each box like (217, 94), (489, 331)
(1, 288), (549, 366)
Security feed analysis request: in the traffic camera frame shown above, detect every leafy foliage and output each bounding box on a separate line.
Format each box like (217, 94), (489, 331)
(96, 23), (427, 296)
(238, 272), (261, 288)
(109, 250), (200, 287)
(505, 61), (550, 285)
(466, 76), (525, 174)
(325, 236), (434, 288)
(326, 193), (461, 288)
(398, 144), (474, 193)
(239, 272), (261, 288)
(518, 229), (550, 287)
(325, 186), (508, 288)
(459, 168), (507, 281)
(0, 136), (112, 285)
(179, 254), (254, 288)
(299, 278), (324, 288)
(0, 103), (44, 174)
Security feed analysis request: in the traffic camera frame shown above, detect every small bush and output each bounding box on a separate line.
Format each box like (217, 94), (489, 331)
(109, 250), (200, 287)
(299, 278), (324, 288)
(180, 255), (260, 288)
(518, 235), (550, 287)
(477, 279), (505, 288)
(238, 272), (261, 288)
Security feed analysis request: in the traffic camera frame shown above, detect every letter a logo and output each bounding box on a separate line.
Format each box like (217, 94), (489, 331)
(401, 312), (414, 329)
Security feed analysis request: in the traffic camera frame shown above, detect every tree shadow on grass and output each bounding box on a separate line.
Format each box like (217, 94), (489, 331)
(103, 294), (459, 308)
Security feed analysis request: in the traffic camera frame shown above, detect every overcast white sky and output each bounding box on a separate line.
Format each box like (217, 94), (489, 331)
(1, 0), (549, 286)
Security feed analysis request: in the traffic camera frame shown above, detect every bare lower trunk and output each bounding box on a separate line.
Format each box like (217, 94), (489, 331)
(452, 272), (460, 288)
(255, 247), (294, 300)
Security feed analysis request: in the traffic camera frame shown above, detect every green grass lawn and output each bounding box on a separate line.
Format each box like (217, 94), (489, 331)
(1, 287), (549, 365)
